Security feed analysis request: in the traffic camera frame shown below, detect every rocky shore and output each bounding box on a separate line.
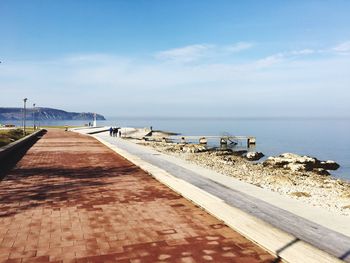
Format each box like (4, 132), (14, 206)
(137, 140), (350, 216)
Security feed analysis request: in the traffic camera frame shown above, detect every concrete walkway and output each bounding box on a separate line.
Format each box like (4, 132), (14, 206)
(92, 132), (350, 262)
(0, 129), (275, 263)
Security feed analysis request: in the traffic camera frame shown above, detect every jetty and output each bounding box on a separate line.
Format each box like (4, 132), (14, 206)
(160, 135), (257, 147)
(69, 126), (257, 147)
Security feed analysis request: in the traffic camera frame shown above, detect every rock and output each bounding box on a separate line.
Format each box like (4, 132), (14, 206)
(284, 163), (307, 172)
(182, 144), (206, 153)
(218, 156), (235, 165)
(263, 153), (337, 174)
(313, 168), (330, 176)
(340, 192), (350, 199)
(212, 149), (233, 156)
(318, 160), (340, 170)
(231, 150), (247, 156)
(245, 152), (264, 161)
(290, 192), (311, 198)
(279, 153), (317, 167)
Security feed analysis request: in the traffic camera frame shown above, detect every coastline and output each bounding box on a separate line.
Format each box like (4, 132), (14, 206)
(136, 139), (350, 217)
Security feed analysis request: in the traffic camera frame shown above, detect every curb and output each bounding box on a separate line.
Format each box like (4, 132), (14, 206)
(0, 129), (46, 161)
(92, 135), (343, 263)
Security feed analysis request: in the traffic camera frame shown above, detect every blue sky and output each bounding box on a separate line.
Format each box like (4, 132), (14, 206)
(1, 0), (350, 117)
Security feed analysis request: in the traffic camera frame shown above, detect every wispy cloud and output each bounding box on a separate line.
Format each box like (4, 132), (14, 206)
(1, 41), (350, 117)
(155, 42), (254, 63)
(255, 53), (285, 67)
(255, 49), (316, 68)
(332, 41), (350, 55)
(155, 44), (213, 63)
(224, 42), (254, 53)
(289, 49), (315, 55)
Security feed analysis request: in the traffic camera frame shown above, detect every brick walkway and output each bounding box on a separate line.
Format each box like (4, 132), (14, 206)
(0, 130), (275, 263)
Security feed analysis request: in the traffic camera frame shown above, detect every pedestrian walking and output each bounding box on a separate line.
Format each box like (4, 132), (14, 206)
(109, 127), (113, 136)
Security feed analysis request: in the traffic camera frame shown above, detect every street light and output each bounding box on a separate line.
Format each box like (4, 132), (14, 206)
(37, 106), (40, 129)
(23, 98), (28, 135)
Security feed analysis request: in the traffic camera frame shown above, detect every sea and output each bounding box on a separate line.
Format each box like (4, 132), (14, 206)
(4, 117), (350, 181)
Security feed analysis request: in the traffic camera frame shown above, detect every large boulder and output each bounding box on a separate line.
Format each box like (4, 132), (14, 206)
(263, 153), (317, 169)
(263, 152), (339, 174)
(318, 160), (340, 170)
(284, 163), (307, 172)
(313, 168), (330, 176)
(245, 152), (264, 161)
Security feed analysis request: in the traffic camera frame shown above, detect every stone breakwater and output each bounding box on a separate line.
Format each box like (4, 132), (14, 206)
(137, 141), (350, 216)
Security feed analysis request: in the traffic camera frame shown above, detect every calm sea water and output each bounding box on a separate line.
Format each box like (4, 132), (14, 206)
(5, 117), (350, 181)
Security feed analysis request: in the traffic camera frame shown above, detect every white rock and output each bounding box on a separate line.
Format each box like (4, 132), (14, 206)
(245, 152), (264, 161)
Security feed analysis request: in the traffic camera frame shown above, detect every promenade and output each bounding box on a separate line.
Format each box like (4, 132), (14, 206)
(91, 131), (350, 263)
(0, 129), (274, 263)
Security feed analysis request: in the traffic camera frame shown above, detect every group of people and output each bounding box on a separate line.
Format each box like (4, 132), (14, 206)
(109, 127), (121, 137)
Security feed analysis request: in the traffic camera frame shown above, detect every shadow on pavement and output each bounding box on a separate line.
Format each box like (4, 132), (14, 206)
(0, 130), (46, 181)
(0, 164), (180, 218)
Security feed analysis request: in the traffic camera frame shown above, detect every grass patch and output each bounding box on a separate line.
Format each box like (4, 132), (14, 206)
(0, 128), (34, 147)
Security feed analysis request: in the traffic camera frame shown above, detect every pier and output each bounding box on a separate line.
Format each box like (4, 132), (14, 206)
(154, 135), (257, 147)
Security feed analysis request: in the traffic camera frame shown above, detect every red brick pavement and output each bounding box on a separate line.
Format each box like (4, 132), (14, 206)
(0, 129), (276, 263)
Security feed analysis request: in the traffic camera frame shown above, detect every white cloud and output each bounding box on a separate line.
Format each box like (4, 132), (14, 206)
(225, 42), (254, 52)
(1, 42), (350, 117)
(255, 49), (316, 68)
(332, 41), (350, 54)
(155, 42), (254, 63)
(290, 49), (315, 55)
(254, 53), (284, 67)
(155, 44), (213, 63)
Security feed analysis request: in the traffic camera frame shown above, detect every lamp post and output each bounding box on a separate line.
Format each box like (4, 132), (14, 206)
(23, 98), (28, 135)
(37, 106), (40, 129)
(33, 103), (36, 130)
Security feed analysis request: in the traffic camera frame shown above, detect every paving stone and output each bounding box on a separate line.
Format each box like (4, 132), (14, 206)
(0, 129), (275, 262)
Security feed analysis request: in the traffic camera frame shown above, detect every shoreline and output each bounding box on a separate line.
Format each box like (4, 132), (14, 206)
(89, 130), (350, 262)
(135, 139), (350, 217)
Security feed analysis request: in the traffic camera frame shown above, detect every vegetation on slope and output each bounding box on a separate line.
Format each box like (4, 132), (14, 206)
(0, 129), (32, 147)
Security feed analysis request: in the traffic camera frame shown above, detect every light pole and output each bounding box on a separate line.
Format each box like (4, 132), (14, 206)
(37, 106), (40, 129)
(23, 98), (28, 135)
(33, 103), (36, 130)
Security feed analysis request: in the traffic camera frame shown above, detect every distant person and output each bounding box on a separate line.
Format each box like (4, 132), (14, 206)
(118, 130), (121, 137)
(114, 128), (118, 137)
(109, 127), (113, 136)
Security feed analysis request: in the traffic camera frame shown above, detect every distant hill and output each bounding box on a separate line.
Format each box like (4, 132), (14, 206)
(0, 107), (106, 121)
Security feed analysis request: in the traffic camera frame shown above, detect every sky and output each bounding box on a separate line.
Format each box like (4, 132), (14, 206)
(1, 0), (350, 118)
